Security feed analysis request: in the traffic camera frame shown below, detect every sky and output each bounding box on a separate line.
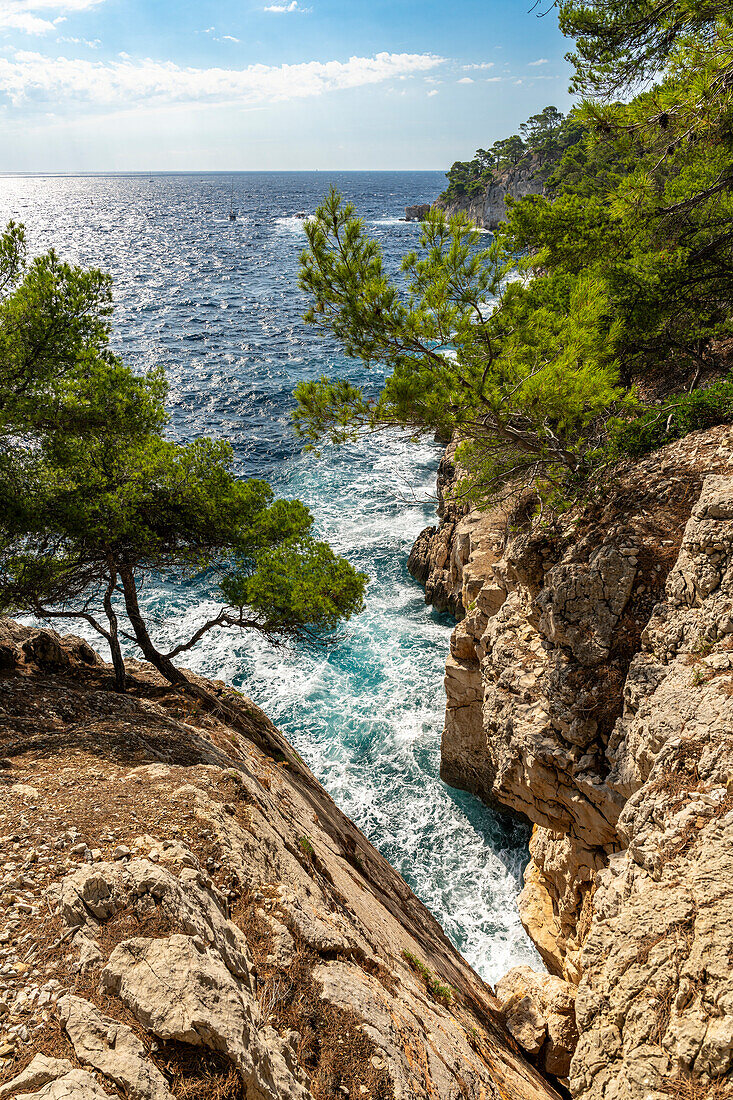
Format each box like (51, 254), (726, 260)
(0, 0), (576, 171)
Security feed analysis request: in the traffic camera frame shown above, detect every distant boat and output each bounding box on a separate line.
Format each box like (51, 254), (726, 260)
(229, 182), (237, 221)
(295, 211), (307, 219)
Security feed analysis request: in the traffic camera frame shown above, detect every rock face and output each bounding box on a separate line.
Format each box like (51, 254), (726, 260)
(0, 621), (559, 1100)
(434, 155), (549, 230)
(407, 442), (510, 619)
(495, 966), (578, 1087)
(571, 474), (733, 1099)
(404, 204), (430, 221)
(415, 424), (733, 1098)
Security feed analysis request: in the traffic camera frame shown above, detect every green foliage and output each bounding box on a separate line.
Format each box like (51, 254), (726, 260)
(690, 666), (708, 688)
(0, 224), (166, 443)
(297, 10), (733, 510)
(690, 634), (715, 657)
(559, 0), (730, 97)
(497, 8), (733, 408)
(601, 377), (733, 461)
(401, 951), (454, 1004)
(298, 835), (315, 858)
(440, 107), (573, 204)
(222, 535), (366, 633)
(559, 0), (733, 221)
(0, 225), (367, 689)
(296, 189), (626, 506)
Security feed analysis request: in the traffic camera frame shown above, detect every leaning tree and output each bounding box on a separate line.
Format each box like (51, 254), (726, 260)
(0, 223), (367, 692)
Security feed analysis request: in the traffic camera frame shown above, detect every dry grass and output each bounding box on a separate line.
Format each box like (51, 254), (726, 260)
(576, 883), (596, 946)
(635, 914), (696, 967)
(153, 1043), (245, 1100)
(12, 934), (250, 1100)
(660, 1071), (733, 1099)
(646, 737), (706, 803)
(642, 734), (733, 863)
(668, 789), (733, 860)
(234, 894), (394, 1100)
(649, 983), (677, 1047)
(94, 900), (176, 956)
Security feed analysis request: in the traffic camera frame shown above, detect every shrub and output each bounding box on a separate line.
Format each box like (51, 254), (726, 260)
(604, 377), (733, 462)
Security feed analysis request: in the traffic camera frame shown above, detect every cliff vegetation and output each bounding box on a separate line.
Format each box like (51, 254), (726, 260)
(295, 0), (733, 520)
(296, 2), (733, 1096)
(439, 105), (574, 206)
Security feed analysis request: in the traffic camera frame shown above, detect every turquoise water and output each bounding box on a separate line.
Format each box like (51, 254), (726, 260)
(1, 172), (539, 980)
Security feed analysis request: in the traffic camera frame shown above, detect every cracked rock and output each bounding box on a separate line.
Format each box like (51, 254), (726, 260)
(100, 933), (310, 1100)
(58, 994), (174, 1100)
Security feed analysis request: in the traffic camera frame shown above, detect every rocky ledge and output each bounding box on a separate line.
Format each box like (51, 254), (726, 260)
(0, 621), (559, 1100)
(412, 424), (733, 1099)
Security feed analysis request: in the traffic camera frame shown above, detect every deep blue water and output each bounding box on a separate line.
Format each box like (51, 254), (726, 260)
(0, 172), (539, 980)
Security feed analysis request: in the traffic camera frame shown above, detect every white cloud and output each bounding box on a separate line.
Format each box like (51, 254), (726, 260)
(485, 76), (502, 82)
(528, 58), (549, 66)
(457, 76), (473, 84)
(204, 27), (240, 43)
(58, 34), (100, 46)
(264, 1), (310, 11)
(0, 0), (106, 35)
(463, 62), (494, 70)
(0, 11), (55, 32)
(9, 0), (104, 10)
(0, 49), (446, 109)
(427, 89), (438, 97)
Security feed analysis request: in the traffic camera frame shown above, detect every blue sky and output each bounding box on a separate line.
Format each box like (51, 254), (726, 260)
(0, 0), (575, 171)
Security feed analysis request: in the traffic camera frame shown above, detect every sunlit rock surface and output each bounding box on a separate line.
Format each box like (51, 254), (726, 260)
(0, 621), (559, 1100)
(417, 425), (733, 1098)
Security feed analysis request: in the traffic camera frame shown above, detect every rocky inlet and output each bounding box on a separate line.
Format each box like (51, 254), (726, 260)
(0, 621), (558, 1100)
(410, 424), (733, 1098)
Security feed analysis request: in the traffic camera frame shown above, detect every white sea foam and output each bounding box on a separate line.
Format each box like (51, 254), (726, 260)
(274, 215), (311, 234)
(369, 217), (420, 227)
(111, 432), (542, 982)
(9, 173), (540, 983)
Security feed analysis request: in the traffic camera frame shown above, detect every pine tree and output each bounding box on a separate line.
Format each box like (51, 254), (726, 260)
(0, 225), (367, 692)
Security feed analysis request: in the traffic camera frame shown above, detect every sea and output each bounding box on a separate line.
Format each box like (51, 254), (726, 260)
(0, 172), (540, 982)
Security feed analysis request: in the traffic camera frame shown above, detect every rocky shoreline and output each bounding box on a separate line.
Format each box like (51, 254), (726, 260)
(2, 424), (732, 1099)
(409, 424), (733, 1097)
(432, 153), (549, 230)
(0, 620), (560, 1100)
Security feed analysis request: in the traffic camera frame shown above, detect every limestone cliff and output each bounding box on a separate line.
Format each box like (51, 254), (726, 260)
(407, 442), (471, 618)
(413, 425), (733, 1098)
(434, 154), (549, 230)
(0, 621), (559, 1100)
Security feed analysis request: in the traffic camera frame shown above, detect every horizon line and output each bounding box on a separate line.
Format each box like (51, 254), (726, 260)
(0, 168), (448, 177)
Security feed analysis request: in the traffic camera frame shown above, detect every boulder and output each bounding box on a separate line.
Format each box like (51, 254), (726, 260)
(496, 966), (578, 1081)
(58, 994), (174, 1100)
(100, 933), (310, 1100)
(1, 1057), (115, 1100)
(0, 1056), (75, 1099)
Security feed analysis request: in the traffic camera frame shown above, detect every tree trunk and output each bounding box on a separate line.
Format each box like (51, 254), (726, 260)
(116, 561), (308, 775)
(108, 634), (127, 693)
(117, 563), (188, 687)
(103, 564), (126, 692)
